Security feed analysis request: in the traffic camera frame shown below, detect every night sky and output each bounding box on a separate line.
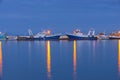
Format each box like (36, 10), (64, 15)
(0, 0), (120, 35)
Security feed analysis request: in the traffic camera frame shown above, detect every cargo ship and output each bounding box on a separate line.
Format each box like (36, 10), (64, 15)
(66, 29), (98, 40)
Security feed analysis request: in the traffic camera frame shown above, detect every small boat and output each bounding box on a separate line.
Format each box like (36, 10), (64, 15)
(66, 29), (98, 40)
(109, 31), (120, 39)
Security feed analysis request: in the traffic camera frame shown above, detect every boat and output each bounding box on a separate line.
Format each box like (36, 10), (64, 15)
(30, 29), (61, 40)
(43, 30), (61, 40)
(109, 31), (120, 39)
(0, 32), (7, 40)
(66, 29), (98, 40)
(16, 29), (61, 41)
(97, 32), (109, 40)
(16, 29), (45, 41)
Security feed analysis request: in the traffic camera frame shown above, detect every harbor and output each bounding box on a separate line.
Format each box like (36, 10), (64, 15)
(1, 0), (120, 80)
(1, 29), (120, 41)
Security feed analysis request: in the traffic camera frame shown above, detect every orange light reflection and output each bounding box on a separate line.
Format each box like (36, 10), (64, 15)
(73, 40), (77, 80)
(118, 40), (120, 77)
(0, 42), (2, 78)
(46, 41), (51, 79)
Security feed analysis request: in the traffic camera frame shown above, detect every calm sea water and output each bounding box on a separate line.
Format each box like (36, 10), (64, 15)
(0, 40), (120, 80)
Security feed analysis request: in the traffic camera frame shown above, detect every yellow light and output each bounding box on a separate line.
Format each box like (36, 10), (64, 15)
(0, 42), (2, 77)
(73, 40), (77, 79)
(118, 40), (120, 76)
(46, 30), (51, 35)
(46, 41), (51, 79)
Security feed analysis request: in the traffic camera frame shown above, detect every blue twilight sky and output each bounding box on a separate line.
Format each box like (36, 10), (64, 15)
(0, 0), (120, 35)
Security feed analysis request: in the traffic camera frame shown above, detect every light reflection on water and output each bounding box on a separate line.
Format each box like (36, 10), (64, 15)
(46, 41), (51, 80)
(0, 42), (2, 79)
(0, 40), (120, 80)
(73, 40), (77, 80)
(118, 40), (120, 78)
